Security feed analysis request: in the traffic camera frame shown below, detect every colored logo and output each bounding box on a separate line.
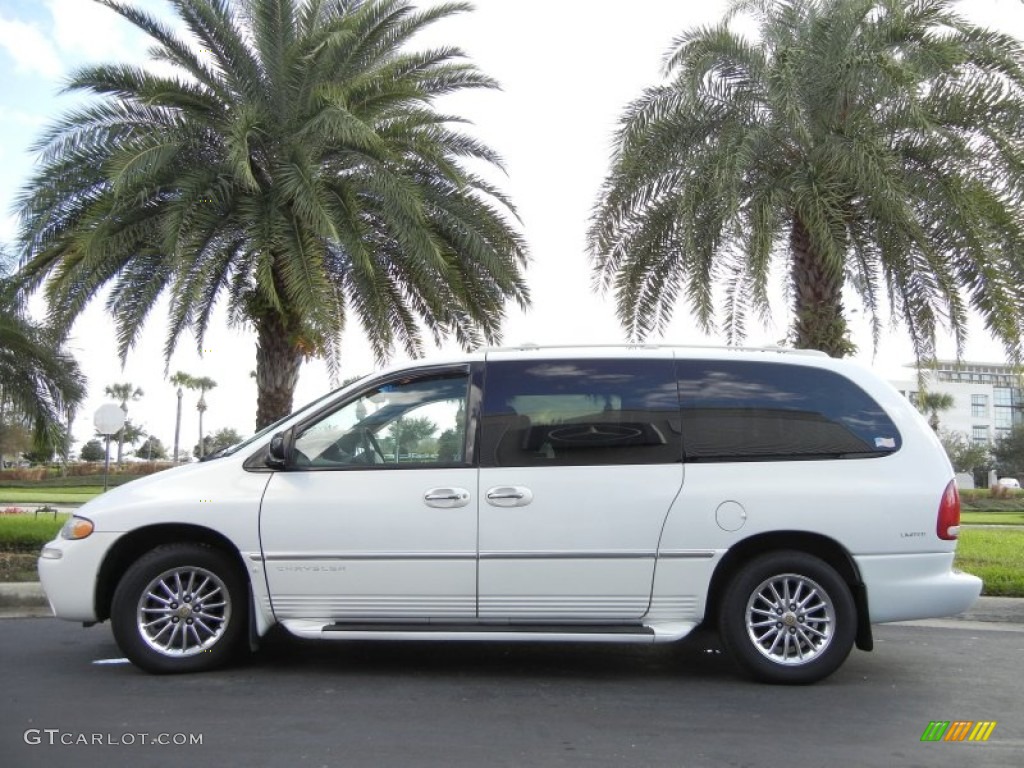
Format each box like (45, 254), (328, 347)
(920, 721), (997, 742)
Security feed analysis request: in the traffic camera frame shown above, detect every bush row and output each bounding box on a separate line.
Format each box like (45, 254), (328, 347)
(0, 463), (174, 486)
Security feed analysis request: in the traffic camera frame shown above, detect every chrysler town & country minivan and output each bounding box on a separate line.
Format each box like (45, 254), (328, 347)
(38, 345), (981, 683)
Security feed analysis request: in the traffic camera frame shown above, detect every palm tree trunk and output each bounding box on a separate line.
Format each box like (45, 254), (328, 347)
(173, 388), (182, 463)
(789, 217), (849, 357)
(255, 312), (304, 429)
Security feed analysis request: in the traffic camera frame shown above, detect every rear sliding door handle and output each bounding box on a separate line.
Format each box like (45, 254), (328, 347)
(423, 488), (471, 509)
(485, 486), (534, 508)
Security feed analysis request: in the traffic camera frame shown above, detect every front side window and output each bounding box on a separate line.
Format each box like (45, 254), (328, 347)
(480, 359), (681, 467)
(677, 361), (902, 461)
(292, 371), (469, 469)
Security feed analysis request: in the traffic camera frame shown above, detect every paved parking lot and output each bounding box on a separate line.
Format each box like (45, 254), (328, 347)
(1, 617), (1022, 768)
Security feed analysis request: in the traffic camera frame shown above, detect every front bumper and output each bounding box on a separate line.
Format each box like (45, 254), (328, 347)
(855, 552), (983, 623)
(37, 532), (121, 623)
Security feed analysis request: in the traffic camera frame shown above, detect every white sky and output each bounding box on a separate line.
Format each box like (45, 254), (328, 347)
(0, 0), (1022, 453)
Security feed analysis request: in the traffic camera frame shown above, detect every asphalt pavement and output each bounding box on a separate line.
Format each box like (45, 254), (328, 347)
(2, 616), (1023, 768)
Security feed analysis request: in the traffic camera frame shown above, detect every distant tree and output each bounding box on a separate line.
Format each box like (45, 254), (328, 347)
(190, 377), (217, 458)
(436, 428), (461, 463)
(22, 425), (69, 463)
(0, 421), (32, 464)
(938, 430), (990, 475)
(97, 418), (144, 451)
(380, 417), (436, 459)
(0, 245), (85, 464)
(79, 439), (105, 462)
(169, 371), (194, 464)
(193, 427), (243, 459)
(135, 435), (167, 461)
(104, 382), (143, 465)
(992, 426), (1024, 479)
(916, 392), (955, 432)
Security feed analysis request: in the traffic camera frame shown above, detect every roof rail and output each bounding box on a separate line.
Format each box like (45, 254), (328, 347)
(484, 343), (829, 357)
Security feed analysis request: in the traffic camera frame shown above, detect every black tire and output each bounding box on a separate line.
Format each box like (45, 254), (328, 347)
(718, 550), (856, 684)
(111, 543), (247, 674)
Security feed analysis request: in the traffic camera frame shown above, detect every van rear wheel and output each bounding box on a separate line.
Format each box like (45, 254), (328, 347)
(111, 543), (246, 673)
(719, 551), (856, 684)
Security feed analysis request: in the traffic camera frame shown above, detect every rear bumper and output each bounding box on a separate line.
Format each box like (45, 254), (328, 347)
(855, 552), (982, 623)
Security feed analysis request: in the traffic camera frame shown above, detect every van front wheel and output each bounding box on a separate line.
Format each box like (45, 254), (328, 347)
(719, 551), (856, 684)
(111, 544), (247, 673)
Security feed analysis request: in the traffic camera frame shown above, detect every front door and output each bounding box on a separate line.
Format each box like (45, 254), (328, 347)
(477, 354), (683, 621)
(260, 368), (477, 621)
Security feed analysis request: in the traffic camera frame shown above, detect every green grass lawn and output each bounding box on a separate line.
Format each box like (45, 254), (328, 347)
(960, 511), (1024, 525)
(0, 488), (103, 504)
(954, 528), (1024, 597)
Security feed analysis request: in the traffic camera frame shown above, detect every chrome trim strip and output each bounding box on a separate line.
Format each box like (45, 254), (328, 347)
(480, 551), (655, 560)
(260, 550), (715, 561)
(656, 550), (716, 559)
(262, 552), (476, 561)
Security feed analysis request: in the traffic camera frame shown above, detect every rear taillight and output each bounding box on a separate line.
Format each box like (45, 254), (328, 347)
(937, 481), (961, 540)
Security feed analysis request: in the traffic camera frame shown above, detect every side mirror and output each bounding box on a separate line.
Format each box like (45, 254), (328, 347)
(266, 430), (292, 469)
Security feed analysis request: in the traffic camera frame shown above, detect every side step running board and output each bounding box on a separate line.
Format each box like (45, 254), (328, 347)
(280, 619), (697, 644)
(324, 622), (653, 635)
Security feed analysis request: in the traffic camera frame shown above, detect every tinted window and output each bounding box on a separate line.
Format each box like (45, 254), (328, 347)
(677, 361), (901, 461)
(481, 359), (681, 467)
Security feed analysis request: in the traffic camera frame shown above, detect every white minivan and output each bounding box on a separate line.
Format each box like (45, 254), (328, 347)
(39, 346), (981, 683)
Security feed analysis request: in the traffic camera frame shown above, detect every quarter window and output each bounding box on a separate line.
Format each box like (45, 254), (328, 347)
(677, 361), (902, 461)
(480, 359), (681, 467)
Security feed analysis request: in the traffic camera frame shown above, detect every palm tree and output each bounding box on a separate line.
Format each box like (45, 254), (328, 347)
(589, 0), (1024, 362)
(917, 392), (955, 432)
(18, 0), (529, 429)
(104, 382), (144, 465)
(190, 376), (217, 458)
(169, 370), (194, 463)
(0, 248), (85, 462)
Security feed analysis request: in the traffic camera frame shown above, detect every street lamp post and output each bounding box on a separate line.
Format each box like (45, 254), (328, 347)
(93, 404), (125, 492)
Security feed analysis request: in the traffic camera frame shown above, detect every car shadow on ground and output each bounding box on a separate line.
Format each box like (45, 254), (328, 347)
(242, 625), (737, 683)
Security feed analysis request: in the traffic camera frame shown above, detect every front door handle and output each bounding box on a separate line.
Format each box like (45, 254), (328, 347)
(485, 486), (534, 508)
(423, 488), (471, 509)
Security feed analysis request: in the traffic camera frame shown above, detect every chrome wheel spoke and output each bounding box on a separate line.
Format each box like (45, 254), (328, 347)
(745, 572), (835, 667)
(192, 616), (216, 636)
(136, 565), (231, 658)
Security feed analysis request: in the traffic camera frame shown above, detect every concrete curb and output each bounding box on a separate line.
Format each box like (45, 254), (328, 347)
(2, 582), (1023, 623)
(0, 582), (46, 607)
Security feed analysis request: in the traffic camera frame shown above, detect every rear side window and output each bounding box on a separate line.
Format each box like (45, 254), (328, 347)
(677, 360), (901, 461)
(481, 359), (681, 467)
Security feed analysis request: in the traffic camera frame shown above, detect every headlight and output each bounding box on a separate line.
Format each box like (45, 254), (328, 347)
(60, 516), (94, 540)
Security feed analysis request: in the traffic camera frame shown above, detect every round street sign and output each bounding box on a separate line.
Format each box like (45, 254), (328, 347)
(94, 403), (126, 435)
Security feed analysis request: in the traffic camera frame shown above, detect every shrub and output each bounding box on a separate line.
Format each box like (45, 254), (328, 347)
(991, 484), (1011, 499)
(0, 468), (47, 482)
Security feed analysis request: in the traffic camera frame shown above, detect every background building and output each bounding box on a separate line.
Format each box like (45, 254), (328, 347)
(890, 361), (1024, 446)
